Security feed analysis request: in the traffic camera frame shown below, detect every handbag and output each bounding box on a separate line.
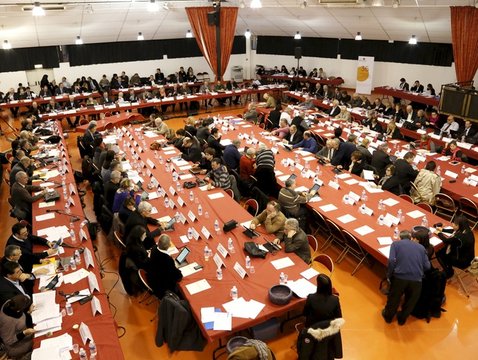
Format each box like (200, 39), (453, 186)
(244, 242), (267, 259)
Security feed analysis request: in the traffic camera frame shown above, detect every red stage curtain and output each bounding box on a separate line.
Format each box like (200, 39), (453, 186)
(450, 6), (478, 83)
(186, 7), (238, 80)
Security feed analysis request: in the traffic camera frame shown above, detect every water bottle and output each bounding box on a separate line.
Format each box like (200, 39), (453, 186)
(172, 171), (178, 182)
(204, 246), (210, 261)
(154, 150), (158, 159)
(393, 226), (399, 240)
(397, 209), (403, 223)
(79, 348), (87, 360)
(176, 181), (182, 193)
(279, 272), (286, 285)
(214, 219), (220, 234)
(378, 214), (384, 226)
(159, 155), (164, 164)
(245, 256), (251, 269)
(198, 204), (203, 216)
(74, 249), (81, 265)
(290, 162), (295, 171)
(69, 227), (77, 244)
(227, 238), (235, 253)
(230, 286), (238, 300)
(70, 257), (77, 271)
(343, 194), (350, 205)
(89, 341), (97, 360)
(361, 190), (368, 202)
(378, 199), (384, 210)
(421, 216), (428, 227)
(359, 204), (366, 214)
(205, 211), (210, 219)
(164, 197), (169, 208)
(165, 163), (170, 172)
(189, 191), (194, 202)
(65, 302), (74, 316)
(334, 174), (339, 182)
(461, 165), (465, 174)
(187, 228), (193, 240)
(175, 212), (180, 222)
(216, 268), (223, 280)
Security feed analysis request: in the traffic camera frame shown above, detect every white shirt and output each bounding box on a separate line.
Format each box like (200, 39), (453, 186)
(280, 112), (292, 125)
(441, 121), (459, 136)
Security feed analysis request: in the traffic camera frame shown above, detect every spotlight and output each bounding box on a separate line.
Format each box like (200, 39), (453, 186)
(186, 30), (193, 38)
(294, 31), (301, 40)
(250, 0), (262, 9)
(32, 2), (45, 16)
(75, 36), (83, 45)
(408, 35), (417, 45)
(244, 29), (251, 38)
(355, 32), (362, 41)
(3, 40), (12, 50)
(137, 32), (144, 40)
(148, 0), (159, 12)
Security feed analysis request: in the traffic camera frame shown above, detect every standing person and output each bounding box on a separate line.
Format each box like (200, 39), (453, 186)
(303, 274), (342, 327)
(382, 230), (431, 325)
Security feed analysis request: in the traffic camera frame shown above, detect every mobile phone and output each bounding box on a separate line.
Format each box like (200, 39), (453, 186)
(194, 265), (203, 270)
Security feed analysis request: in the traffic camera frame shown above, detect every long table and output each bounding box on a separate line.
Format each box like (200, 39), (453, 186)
(116, 126), (312, 344)
(76, 112), (145, 133)
(31, 121), (124, 358)
(373, 86), (440, 107)
(0, 92), (102, 109)
(260, 74), (344, 86)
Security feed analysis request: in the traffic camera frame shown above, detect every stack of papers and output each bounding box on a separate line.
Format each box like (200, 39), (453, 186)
(222, 297), (266, 320)
(286, 278), (316, 298)
(200, 307), (232, 331)
(37, 225), (71, 241)
(271, 257), (295, 270)
(185, 279), (211, 295)
(32, 291), (62, 337)
(32, 333), (73, 360)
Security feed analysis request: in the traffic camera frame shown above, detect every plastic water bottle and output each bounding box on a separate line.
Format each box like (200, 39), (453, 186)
(227, 238), (235, 253)
(378, 199), (384, 210)
(421, 216), (428, 227)
(175, 212), (180, 222)
(279, 272), (286, 285)
(172, 171), (178, 182)
(290, 162), (295, 171)
(216, 268), (223, 280)
(245, 256), (251, 269)
(187, 228), (193, 240)
(230, 286), (238, 300)
(214, 219), (220, 233)
(461, 165), (466, 174)
(189, 191), (194, 202)
(164, 197), (169, 208)
(79, 348), (87, 360)
(393, 226), (399, 240)
(361, 190), (368, 202)
(159, 155), (164, 164)
(70, 257), (77, 271)
(74, 250), (81, 265)
(198, 204), (203, 216)
(378, 214), (384, 226)
(65, 302), (74, 316)
(69, 227), (77, 244)
(397, 209), (403, 223)
(342, 194), (350, 205)
(89, 341), (97, 360)
(204, 246), (210, 261)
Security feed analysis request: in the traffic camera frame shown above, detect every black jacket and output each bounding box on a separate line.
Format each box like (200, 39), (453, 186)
(124, 210), (160, 250)
(6, 234), (49, 273)
(286, 130), (303, 145)
(381, 175), (402, 196)
(304, 293), (342, 328)
(103, 181), (120, 211)
(371, 149), (391, 179)
(207, 135), (225, 157)
(297, 318), (344, 360)
(148, 247), (183, 299)
(331, 142), (356, 170)
(438, 229), (475, 269)
(0, 277), (29, 307)
(181, 144), (202, 163)
(394, 158), (418, 193)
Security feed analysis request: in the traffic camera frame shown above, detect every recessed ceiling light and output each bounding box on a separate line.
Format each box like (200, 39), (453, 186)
(409, 35), (417, 45)
(75, 36), (83, 45)
(186, 30), (193, 38)
(294, 31), (301, 40)
(355, 32), (362, 41)
(34, 64), (43, 69)
(137, 32), (144, 41)
(3, 40), (12, 50)
(32, 2), (45, 17)
(148, 0), (159, 12)
(250, 0), (262, 9)
(244, 29), (252, 38)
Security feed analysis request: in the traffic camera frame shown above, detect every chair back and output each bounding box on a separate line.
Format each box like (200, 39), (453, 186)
(114, 230), (126, 249)
(399, 194), (413, 203)
(307, 234), (319, 255)
(138, 269), (154, 293)
(324, 219), (345, 244)
(434, 193), (457, 221)
(243, 198), (259, 217)
(416, 202), (433, 213)
(313, 254), (334, 273)
(225, 188), (234, 199)
(458, 197), (478, 229)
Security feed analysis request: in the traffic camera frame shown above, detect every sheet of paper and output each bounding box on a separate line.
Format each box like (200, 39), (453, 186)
(378, 245), (391, 259)
(201, 307), (218, 323)
(271, 257), (295, 270)
(67, 289), (91, 304)
(34, 315), (62, 333)
(336, 173), (351, 179)
(382, 198), (399, 207)
(300, 267), (319, 280)
(319, 204), (338, 212)
(377, 237), (393, 246)
(429, 236), (443, 246)
(62, 268), (89, 284)
(308, 196), (322, 203)
(222, 297), (250, 318)
(186, 279), (211, 295)
(337, 214), (356, 224)
(362, 170), (375, 181)
(286, 278), (316, 298)
(213, 312), (232, 331)
(36, 213), (55, 222)
(344, 179), (360, 185)
(354, 225), (375, 236)
(180, 262), (202, 277)
(407, 210), (425, 219)
(444, 170), (458, 179)
(208, 192), (225, 200)
(38, 201), (56, 208)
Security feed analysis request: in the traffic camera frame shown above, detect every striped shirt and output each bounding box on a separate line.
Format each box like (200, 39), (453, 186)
(255, 149), (275, 170)
(207, 165), (231, 189)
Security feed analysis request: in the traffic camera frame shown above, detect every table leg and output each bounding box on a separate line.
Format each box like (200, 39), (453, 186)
(212, 338), (227, 360)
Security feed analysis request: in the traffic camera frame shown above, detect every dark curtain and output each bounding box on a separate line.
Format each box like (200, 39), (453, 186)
(186, 6), (238, 80)
(450, 6), (478, 83)
(0, 46), (59, 72)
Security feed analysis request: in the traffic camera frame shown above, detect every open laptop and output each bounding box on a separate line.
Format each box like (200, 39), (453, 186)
(175, 246), (191, 268)
(242, 225), (259, 239)
(283, 144), (293, 151)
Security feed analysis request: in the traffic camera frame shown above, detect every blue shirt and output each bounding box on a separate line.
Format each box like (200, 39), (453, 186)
(387, 239), (430, 282)
(293, 137), (318, 153)
(223, 145), (241, 170)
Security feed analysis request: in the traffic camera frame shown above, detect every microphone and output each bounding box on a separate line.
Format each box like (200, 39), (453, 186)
(46, 209), (80, 222)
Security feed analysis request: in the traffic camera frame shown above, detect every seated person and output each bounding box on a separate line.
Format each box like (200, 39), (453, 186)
(460, 120), (477, 144)
(0, 262), (32, 306)
(410, 161), (442, 205)
(328, 100), (340, 117)
(205, 158), (231, 190)
(124, 201), (166, 250)
(284, 125), (303, 145)
(213, 81), (227, 105)
(385, 120), (402, 139)
(271, 119), (290, 139)
(147, 234), (183, 298)
(112, 178), (138, 213)
(207, 128), (225, 157)
(335, 106), (351, 122)
(349, 151), (366, 177)
(250, 201), (286, 236)
(394, 152), (419, 194)
(263, 93), (276, 109)
(441, 140), (464, 161)
(440, 116), (459, 138)
(371, 143), (392, 179)
(191, 148), (216, 174)
(278, 178), (316, 218)
(244, 103), (258, 123)
(273, 218), (311, 264)
(330, 136), (357, 170)
(379, 164), (401, 195)
(292, 130), (318, 153)
(223, 139), (241, 170)
(10, 171), (47, 223)
(104, 170), (122, 211)
(181, 137), (202, 163)
(239, 148), (256, 182)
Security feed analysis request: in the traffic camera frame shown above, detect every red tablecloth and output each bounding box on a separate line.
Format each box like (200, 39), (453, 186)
(260, 74), (344, 86)
(374, 86), (440, 107)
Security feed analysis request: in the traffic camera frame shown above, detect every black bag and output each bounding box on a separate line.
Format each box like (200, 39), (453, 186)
(45, 135), (61, 144)
(244, 242), (267, 259)
(412, 267), (447, 321)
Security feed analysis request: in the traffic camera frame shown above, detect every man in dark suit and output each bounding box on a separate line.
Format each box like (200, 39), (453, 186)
(328, 100), (341, 117)
(81, 121), (100, 158)
(181, 137), (202, 163)
(196, 121), (211, 142)
(207, 128), (225, 158)
(285, 125), (303, 145)
(331, 136), (357, 170)
(103, 170), (122, 211)
(461, 120), (477, 144)
(10, 157), (36, 186)
(124, 201), (164, 250)
(394, 152), (419, 195)
(410, 80), (424, 93)
(398, 78), (409, 91)
(64, 95), (81, 128)
(371, 143), (392, 179)
(147, 234), (183, 299)
(10, 171), (46, 223)
(0, 261), (31, 306)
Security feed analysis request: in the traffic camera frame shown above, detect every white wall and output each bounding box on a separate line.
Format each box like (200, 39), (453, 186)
(0, 71), (29, 91)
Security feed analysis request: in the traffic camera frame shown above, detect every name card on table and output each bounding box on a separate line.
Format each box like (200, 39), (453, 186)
(217, 243), (229, 258)
(138, 147), (144, 153)
(146, 159), (156, 169)
(464, 177), (478, 186)
(88, 271), (100, 292)
(188, 210), (197, 223)
(169, 200), (176, 209)
(213, 253), (225, 269)
(146, 169), (152, 177)
(79, 227), (88, 242)
(201, 226), (211, 240)
(359, 205), (374, 216)
(382, 213), (400, 227)
(191, 227), (200, 241)
(79, 322), (93, 345)
(233, 262), (248, 279)
(178, 212), (187, 224)
(328, 180), (340, 190)
(67, 197), (75, 207)
(133, 141), (138, 147)
(91, 296), (102, 316)
(177, 196), (185, 207)
(169, 186), (176, 196)
(84, 247), (94, 268)
(69, 183), (76, 195)
(348, 191), (361, 203)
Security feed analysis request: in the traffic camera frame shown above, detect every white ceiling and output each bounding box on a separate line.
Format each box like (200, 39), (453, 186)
(0, 0), (472, 49)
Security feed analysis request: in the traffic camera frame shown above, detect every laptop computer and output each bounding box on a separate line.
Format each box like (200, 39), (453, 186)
(45, 274), (59, 290)
(283, 144), (293, 151)
(175, 246), (191, 268)
(242, 225), (259, 239)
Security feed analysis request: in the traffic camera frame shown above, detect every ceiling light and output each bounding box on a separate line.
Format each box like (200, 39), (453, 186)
(250, 0), (262, 9)
(137, 32), (144, 40)
(388, 39), (394, 43)
(32, 2), (45, 16)
(300, 0), (307, 9)
(162, 2), (169, 10)
(34, 64), (43, 69)
(392, 0), (400, 8)
(3, 40), (12, 50)
(148, 0), (159, 12)
(186, 30), (193, 38)
(239, 0), (246, 8)
(355, 32), (362, 41)
(244, 29), (252, 38)
(371, 0), (384, 6)
(75, 36), (83, 45)
(409, 35), (417, 45)
(294, 31), (301, 40)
